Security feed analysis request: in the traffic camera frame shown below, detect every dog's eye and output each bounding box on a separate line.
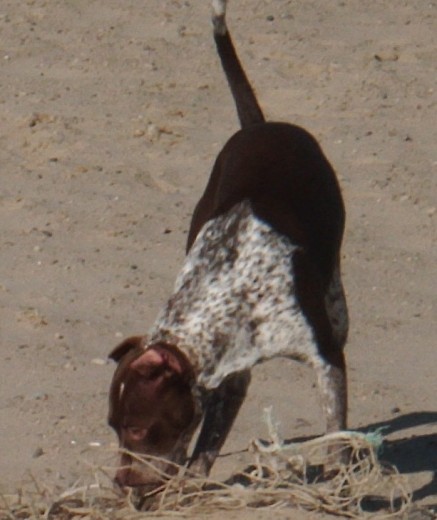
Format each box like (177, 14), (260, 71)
(125, 426), (147, 441)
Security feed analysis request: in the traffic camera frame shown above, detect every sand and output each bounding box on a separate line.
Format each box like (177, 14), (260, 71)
(0, 1), (435, 518)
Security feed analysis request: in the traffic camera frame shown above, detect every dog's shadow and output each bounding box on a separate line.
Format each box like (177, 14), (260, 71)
(363, 412), (436, 470)
(358, 411), (437, 505)
(218, 412), (437, 518)
(222, 411), (437, 513)
(283, 411), (437, 507)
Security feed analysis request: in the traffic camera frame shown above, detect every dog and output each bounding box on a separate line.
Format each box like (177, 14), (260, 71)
(108, 0), (348, 488)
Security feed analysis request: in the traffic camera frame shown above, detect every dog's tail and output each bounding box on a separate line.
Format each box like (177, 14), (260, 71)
(212, 0), (265, 128)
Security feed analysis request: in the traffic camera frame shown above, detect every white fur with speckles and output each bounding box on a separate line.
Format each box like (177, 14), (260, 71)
(149, 200), (325, 390)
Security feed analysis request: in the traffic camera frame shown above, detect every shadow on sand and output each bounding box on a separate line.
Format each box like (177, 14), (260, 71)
(361, 411), (437, 508)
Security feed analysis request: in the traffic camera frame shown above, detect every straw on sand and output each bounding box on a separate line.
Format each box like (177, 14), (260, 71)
(1, 408), (412, 519)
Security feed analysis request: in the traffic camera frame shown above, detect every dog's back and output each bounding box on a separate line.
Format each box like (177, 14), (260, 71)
(188, 1), (345, 292)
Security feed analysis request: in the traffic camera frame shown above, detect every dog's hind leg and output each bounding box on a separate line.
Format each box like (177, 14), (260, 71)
(314, 349), (348, 435)
(312, 348), (349, 471)
(319, 264), (349, 435)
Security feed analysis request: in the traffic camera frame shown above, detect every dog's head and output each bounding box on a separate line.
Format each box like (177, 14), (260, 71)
(108, 336), (197, 488)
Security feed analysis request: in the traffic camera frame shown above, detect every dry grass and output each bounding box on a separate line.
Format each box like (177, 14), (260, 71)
(1, 410), (412, 519)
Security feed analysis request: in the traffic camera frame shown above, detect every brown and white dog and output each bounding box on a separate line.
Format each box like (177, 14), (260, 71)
(108, 0), (348, 488)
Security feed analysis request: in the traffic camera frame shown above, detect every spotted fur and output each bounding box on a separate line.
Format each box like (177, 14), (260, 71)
(325, 265), (349, 347)
(150, 199), (347, 393)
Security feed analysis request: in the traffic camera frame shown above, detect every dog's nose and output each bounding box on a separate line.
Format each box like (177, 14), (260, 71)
(115, 467), (161, 489)
(115, 467), (150, 488)
(114, 467), (131, 488)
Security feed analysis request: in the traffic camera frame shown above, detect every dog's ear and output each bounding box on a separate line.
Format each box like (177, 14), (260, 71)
(109, 336), (146, 362)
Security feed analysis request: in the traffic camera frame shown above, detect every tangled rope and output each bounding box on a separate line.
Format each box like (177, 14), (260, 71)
(1, 409), (412, 519)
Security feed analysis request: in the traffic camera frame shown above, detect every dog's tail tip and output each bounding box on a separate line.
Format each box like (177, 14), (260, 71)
(212, 0), (227, 17)
(212, 0), (228, 35)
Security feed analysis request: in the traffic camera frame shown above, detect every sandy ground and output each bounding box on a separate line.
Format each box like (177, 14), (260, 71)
(0, 0), (436, 518)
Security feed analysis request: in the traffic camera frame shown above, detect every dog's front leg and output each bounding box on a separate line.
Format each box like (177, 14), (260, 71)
(188, 370), (251, 476)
